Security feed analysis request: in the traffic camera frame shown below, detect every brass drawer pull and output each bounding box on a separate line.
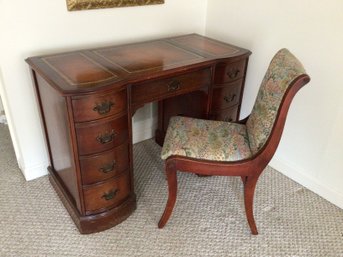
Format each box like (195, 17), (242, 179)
(227, 69), (240, 79)
(99, 161), (116, 173)
(168, 80), (181, 92)
(223, 94), (236, 103)
(101, 189), (119, 201)
(96, 130), (116, 144)
(93, 101), (114, 115)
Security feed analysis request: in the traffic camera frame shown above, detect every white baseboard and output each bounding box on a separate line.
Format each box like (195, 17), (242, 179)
(132, 119), (158, 144)
(270, 157), (343, 210)
(0, 114), (7, 124)
(21, 162), (49, 181)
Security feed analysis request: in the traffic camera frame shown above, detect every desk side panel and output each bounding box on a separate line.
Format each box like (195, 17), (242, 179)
(35, 73), (81, 211)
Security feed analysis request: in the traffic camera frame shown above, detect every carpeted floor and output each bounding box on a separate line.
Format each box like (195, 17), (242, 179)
(1, 123), (343, 257)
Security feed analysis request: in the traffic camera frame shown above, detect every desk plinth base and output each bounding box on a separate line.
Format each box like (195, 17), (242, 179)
(48, 167), (136, 234)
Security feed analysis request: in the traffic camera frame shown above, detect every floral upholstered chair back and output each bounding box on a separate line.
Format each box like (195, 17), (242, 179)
(246, 49), (307, 155)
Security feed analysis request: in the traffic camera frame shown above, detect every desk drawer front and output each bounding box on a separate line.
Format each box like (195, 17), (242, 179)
(83, 171), (130, 213)
(72, 90), (127, 122)
(132, 68), (211, 105)
(214, 60), (246, 84)
(80, 142), (129, 185)
(211, 80), (242, 110)
(76, 115), (128, 156)
(211, 105), (239, 122)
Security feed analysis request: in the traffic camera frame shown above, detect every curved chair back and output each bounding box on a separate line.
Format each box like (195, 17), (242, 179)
(246, 49), (308, 155)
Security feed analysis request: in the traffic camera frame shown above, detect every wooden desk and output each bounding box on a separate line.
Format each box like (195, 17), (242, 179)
(26, 34), (251, 234)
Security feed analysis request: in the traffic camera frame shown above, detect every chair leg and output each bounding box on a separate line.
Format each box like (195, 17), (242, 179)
(158, 164), (177, 228)
(244, 176), (259, 235)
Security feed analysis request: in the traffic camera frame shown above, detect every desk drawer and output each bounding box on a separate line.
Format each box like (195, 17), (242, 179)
(131, 68), (211, 105)
(72, 90), (127, 122)
(210, 105), (239, 122)
(211, 80), (242, 110)
(80, 142), (129, 185)
(75, 115), (128, 156)
(83, 171), (130, 213)
(214, 59), (246, 84)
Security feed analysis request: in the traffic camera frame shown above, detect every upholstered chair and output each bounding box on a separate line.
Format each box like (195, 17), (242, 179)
(158, 49), (310, 235)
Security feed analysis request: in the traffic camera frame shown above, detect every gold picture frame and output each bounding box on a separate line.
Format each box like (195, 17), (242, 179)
(66, 0), (164, 11)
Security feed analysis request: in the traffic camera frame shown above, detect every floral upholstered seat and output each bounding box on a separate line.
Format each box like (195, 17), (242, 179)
(161, 116), (252, 161)
(158, 48), (310, 235)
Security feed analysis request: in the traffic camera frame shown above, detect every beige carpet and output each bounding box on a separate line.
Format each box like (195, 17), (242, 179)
(1, 123), (343, 257)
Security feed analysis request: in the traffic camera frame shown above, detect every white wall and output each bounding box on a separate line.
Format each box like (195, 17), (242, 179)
(206, 0), (343, 208)
(0, 0), (208, 180)
(2, 0), (342, 210)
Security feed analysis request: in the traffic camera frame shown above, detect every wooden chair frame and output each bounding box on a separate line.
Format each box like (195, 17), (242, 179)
(158, 74), (310, 235)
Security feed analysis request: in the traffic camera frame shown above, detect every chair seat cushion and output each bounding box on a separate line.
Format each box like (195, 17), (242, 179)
(161, 116), (252, 161)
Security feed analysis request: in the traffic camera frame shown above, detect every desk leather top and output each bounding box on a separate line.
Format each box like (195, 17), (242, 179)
(26, 34), (251, 95)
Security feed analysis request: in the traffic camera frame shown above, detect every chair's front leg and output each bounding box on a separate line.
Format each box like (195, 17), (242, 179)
(244, 175), (259, 235)
(158, 161), (178, 228)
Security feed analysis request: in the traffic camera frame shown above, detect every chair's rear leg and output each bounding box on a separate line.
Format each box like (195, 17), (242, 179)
(244, 176), (259, 235)
(158, 164), (177, 228)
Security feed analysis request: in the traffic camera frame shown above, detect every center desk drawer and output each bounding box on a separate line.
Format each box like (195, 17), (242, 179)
(131, 68), (211, 105)
(83, 171), (130, 213)
(75, 115), (128, 156)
